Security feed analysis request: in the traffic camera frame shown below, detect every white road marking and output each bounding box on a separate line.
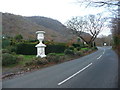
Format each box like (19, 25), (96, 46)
(103, 51), (105, 54)
(97, 55), (102, 60)
(58, 63), (93, 86)
(103, 49), (105, 55)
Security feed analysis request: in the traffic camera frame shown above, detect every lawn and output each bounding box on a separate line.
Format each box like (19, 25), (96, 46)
(16, 55), (36, 66)
(81, 48), (89, 50)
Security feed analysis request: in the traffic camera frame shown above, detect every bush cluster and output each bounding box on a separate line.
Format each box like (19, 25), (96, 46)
(47, 53), (62, 63)
(2, 53), (18, 66)
(75, 51), (84, 56)
(64, 49), (74, 55)
(25, 57), (49, 66)
(6, 46), (17, 53)
(2, 49), (10, 53)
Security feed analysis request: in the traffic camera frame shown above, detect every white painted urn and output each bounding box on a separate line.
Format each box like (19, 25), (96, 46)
(35, 31), (46, 58)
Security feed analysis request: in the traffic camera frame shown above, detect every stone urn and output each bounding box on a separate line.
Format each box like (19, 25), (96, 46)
(35, 31), (46, 58)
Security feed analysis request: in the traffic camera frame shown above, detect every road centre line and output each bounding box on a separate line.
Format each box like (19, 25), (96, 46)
(103, 51), (105, 54)
(58, 63), (93, 86)
(97, 55), (102, 60)
(103, 49), (105, 55)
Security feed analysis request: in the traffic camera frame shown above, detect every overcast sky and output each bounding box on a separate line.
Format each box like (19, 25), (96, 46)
(0, 0), (113, 36)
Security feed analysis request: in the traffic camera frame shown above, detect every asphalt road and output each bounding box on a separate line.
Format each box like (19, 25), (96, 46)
(3, 46), (118, 88)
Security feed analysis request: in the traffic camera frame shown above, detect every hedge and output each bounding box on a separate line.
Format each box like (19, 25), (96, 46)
(15, 43), (67, 55)
(46, 44), (67, 54)
(72, 43), (80, 48)
(2, 39), (10, 48)
(16, 43), (37, 55)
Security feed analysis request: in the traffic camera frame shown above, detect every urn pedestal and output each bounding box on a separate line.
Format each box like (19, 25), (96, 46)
(35, 31), (46, 58)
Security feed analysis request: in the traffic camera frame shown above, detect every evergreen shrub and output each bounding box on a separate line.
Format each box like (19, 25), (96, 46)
(2, 53), (18, 66)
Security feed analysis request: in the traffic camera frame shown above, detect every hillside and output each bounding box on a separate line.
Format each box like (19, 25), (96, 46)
(26, 16), (91, 41)
(26, 16), (70, 36)
(3, 13), (77, 42)
(2, 13), (91, 42)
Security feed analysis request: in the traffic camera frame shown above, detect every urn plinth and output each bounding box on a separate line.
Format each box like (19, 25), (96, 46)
(35, 31), (46, 58)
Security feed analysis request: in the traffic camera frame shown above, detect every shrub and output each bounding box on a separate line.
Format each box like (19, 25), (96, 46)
(47, 54), (61, 63)
(64, 49), (74, 55)
(68, 46), (74, 50)
(87, 49), (92, 53)
(2, 53), (18, 66)
(25, 57), (49, 66)
(34, 57), (49, 65)
(76, 47), (81, 51)
(11, 52), (16, 55)
(2, 49), (10, 53)
(25, 61), (33, 66)
(47, 53), (66, 63)
(14, 34), (23, 42)
(75, 51), (84, 56)
(58, 55), (66, 62)
(91, 47), (98, 50)
(72, 43), (80, 48)
(6, 46), (17, 53)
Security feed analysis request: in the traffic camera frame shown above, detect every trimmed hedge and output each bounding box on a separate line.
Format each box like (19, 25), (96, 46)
(72, 43), (80, 48)
(16, 43), (37, 55)
(46, 44), (67, 54)
(15, 42), (67, 55)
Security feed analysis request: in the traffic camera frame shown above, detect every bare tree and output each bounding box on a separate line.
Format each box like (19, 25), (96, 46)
(66, 16), (88, 44)
(85, 14), (107, 44)
(66, 14), (107, 47)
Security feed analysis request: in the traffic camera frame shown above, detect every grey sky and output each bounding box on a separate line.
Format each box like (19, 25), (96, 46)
(0, 0), (113, 36)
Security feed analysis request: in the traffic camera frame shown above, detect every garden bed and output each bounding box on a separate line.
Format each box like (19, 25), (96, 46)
(2, 49), (97, 80)
(2, 37), (98, 80)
